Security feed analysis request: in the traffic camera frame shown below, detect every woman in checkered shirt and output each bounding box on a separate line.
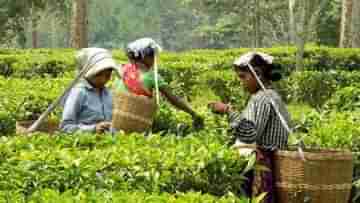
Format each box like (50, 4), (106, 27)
(209, 52), (291, 203)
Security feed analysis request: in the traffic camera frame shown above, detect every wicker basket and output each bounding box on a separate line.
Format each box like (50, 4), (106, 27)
(112, 91), (157, 133)
(273, 148), (353, 203)
(16, 120), (59, 134)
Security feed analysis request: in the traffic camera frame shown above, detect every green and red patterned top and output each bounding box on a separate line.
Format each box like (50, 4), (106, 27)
(114, 63), (167, 98)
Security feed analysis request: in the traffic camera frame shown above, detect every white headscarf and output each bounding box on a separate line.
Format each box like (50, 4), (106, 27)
(76, 48), (119, 79)
(61, 48), (118, 107)
(233, 52), (273, 67)
(126, 38), (162, 59)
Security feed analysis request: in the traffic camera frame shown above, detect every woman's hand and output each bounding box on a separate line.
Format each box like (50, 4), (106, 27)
(95, 122), (112, 134)
(208, 102), (231, 115)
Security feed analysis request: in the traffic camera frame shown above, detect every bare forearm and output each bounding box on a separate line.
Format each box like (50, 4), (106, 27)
(60, 121), (96, 133)
(160, 87), (196, 116)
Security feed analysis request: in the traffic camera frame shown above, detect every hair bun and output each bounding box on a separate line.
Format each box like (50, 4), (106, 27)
(269, 63), (283, 81)
(270, 69), (282, 81)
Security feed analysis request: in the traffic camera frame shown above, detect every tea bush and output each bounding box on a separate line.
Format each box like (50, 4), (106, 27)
(284, 71), (360, 108)
(0, 48), (358, 202)
(0, 132), (250, 198)
(1, 47), (360, 78)
(325, 86), (360, 111)
(0, 190), (253, 203)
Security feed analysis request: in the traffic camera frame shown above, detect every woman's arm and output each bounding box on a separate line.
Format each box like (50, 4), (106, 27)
(228, 97), (271, 143)
(160, 86), (203, 129)
(160, 86), (196, 116)
(60, 88), (97, 133)
(228, 112), (258, 144)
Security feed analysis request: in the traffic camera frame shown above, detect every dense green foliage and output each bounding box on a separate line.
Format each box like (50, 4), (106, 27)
(0, 0), (70, 47)
(1, 47), (360, 78)
(0, 48), (358, 202)
(1, 47), (360, 130)
(0, 133), (251, 197)
(2, 0), (351, 49)
(0, 190), (251, 203)
(284, 70), (360, 107)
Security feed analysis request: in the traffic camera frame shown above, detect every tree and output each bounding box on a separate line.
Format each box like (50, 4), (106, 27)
(351, 0), (360, 47)
(0, 0), (345, 49)
(339, 0), (353, 47)
(30, 5), (39, 48)
(0, 0), (69, 48)
(289, 0), (296, 44)
(70, 0), (88, 48)
(0, 0), (35, 47)
(316, 0), (342, 46)
(288, 0), (329, 70)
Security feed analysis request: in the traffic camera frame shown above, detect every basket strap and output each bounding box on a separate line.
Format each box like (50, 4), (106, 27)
(154, 56), (160, 105)
(276, 182), (353, 191)
(247, 63), (305, 161)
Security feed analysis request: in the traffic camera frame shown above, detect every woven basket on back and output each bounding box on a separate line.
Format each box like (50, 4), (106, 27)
(16, 120), (59, 134)
(112, 91), (157, 133)
(273, 148), (353, 203)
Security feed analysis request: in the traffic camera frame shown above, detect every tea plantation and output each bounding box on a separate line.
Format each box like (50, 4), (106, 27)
(0, 47), (358, 202)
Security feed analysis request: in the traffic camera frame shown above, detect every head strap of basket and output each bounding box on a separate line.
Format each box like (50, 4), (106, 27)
(126, 38), (163, 105)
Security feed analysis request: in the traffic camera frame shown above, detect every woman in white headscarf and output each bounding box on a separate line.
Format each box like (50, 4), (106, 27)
(209, 52), (291, 203)
(60, 48), (119, 134)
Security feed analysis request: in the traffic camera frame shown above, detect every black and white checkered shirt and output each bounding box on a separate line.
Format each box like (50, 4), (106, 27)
(228, 89), (290, 150)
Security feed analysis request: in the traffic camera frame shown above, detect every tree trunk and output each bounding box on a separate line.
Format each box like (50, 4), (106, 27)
(339, 0), (353, 48)
(17, 28), (27, 49)
(31, 18), (38, 48)
(70, 0), (88, 49)
(352, 0), (360, 47)
(306, 0), (328, 43)
(289, 0), (296, 44)
(51, 16), (57, 48)
(253, 0), (260, 48)
(295, 0), (306, 71)
(30, 6), (38, 48)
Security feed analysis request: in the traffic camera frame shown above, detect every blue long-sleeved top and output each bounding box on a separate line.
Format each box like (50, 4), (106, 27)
(60, 80), (112, 133)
